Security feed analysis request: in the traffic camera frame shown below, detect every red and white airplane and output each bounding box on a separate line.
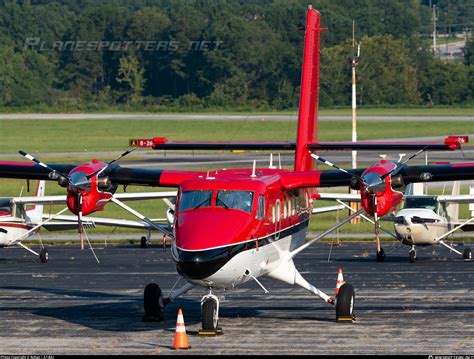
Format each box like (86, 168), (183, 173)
(0, 7), (474, 331)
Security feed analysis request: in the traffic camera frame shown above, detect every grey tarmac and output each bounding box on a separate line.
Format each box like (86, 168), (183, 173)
(0, 242), (472, 355)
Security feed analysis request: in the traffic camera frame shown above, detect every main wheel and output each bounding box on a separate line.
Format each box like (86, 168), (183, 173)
(463, 248), (472, 261)
(39, 249), (48, 263)
(376, 248), (385, 262)
(336, 283), (355, 322)
(409, 250), (416, 263)
(202, 298), (219, 331)
(140, 236), (147, 248)
(143, 283), (164, 322)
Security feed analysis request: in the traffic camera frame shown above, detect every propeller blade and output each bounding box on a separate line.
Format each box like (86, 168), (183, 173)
(77, 193), (84, 251)
(310, 153), (365, 183)
(86, 147), (137, 180)
(372, 194), (382, 254)
(380, 145), (430, 181)
(411, 216), (438, 224)
(19, 150), (70, 181)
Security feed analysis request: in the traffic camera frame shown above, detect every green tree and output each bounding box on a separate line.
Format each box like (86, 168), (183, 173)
(116, 54), (145, 103)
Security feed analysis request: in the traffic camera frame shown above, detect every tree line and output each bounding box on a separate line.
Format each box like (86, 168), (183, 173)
(0, 0), (473, 110)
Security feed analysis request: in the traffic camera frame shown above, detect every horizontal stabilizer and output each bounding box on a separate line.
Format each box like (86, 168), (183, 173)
(143, 137), (467, 152)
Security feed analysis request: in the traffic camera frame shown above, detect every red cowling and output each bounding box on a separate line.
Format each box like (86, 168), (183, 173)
(360, 161), (404, 217)
(65, 161), (114, 216)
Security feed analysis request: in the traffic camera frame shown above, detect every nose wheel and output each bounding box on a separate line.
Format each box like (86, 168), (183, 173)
(199, 292), (223, 336)
(409, 247), (417, 263)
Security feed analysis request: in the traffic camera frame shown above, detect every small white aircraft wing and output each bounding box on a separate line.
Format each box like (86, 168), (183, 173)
(42, 214), (168, 230)
(315, 193), (361, 202)
(436, 194), (474, 203)
(12, 195), (67, 205)
(11, 191), (177, 205)
(312, 204), (346, 214)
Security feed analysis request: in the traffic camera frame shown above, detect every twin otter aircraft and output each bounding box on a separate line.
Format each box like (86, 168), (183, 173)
(1, 7), (473, 332)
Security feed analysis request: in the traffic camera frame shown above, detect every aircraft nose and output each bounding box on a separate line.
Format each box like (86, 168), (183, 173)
(174, 208), (254, 280)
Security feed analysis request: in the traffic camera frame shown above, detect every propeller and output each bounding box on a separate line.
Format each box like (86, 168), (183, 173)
(19, 149), (135, 252)
(86, 147), (136, 180)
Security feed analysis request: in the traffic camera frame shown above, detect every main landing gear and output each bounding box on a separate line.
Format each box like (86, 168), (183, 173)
(376, 248), (385, 262)
(336, 283), (355, 322)
(463, 247), (472, 261)
(142, 283), (164, 322)
(39, 248), (48, 263)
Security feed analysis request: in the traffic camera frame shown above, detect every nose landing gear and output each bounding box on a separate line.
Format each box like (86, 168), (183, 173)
(198, 290), (223, 336)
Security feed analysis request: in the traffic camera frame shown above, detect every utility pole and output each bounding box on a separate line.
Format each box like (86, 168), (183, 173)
(350, 20), (361, 224)
(433, 5), (437, 56)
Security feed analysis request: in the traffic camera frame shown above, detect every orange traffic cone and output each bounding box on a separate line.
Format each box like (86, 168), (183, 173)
(335, 267), (345, 296)
(172, 308), (190, 350)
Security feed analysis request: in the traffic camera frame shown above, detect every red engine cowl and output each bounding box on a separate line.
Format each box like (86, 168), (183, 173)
(360, 160), (404, 217)
(65, 160), (115, 216)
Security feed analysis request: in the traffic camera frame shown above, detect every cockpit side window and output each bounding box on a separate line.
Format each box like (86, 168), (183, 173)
(217, 190), (254, 213)
(179, 190), (213, 211)
(0, 200), (11, 217)
(256, 195), (265, 220)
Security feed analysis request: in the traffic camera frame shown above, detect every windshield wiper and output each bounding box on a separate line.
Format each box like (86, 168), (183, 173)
(216, 197), (229, 210)
(193, 198), (210, 210)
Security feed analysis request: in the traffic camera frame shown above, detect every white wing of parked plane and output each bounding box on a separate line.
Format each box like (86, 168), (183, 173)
(41, 214), (168, 231)
(10, 191), (177, 205)
(315, 193), (361, 202)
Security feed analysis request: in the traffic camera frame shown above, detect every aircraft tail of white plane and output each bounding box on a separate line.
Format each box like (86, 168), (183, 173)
(25, 180), (46, 224)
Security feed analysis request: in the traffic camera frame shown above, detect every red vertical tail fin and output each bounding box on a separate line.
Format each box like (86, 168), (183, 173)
(295, 6), (322, 172)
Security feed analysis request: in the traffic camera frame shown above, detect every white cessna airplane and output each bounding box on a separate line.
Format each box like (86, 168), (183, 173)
(318, 182), (474, 263)
(391, 182), (474, 262)
(0, 180), (177, 262)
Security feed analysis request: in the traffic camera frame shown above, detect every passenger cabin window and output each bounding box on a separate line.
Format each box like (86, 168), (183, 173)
(256, 195), (265, 220)
(216, 190), (254, 213)
(179, 190), (212, 211)
(0, 201), (11, 217)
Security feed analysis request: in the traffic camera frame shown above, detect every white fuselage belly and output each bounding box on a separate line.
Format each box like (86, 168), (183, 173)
(394, 209), (449, 246)
(186, 223), (307, 289)
(0, 219), (31, 247)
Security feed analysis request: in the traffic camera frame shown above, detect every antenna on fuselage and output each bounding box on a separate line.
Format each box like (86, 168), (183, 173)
(269, 154), (276, 169)
(251, 160), (257, 178)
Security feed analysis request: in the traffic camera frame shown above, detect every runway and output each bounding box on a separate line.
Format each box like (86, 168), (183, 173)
(0, 242), (472, 355)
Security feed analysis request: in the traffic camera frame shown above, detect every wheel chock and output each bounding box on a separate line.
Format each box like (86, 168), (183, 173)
(198, 327), (224, 337)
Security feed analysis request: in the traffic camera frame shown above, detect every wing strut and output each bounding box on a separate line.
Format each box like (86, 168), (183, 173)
(111, 197), (173, 237)
(290, 208), (364, 258)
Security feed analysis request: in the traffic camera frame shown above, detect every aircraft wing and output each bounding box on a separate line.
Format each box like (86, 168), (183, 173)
(312, 204), (346, 214)
(280, 163), (474, 189)
(42, 214), (168, 230)
(435, 194), (474, 203)
(313, 193), (361, 202)
(11, 191), (177, 205)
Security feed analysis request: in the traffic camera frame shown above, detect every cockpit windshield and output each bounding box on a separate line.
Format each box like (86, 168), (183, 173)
(217, 190), (253, 213)
(179, 190), (212, 211)
(404, 196), (437, 211)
